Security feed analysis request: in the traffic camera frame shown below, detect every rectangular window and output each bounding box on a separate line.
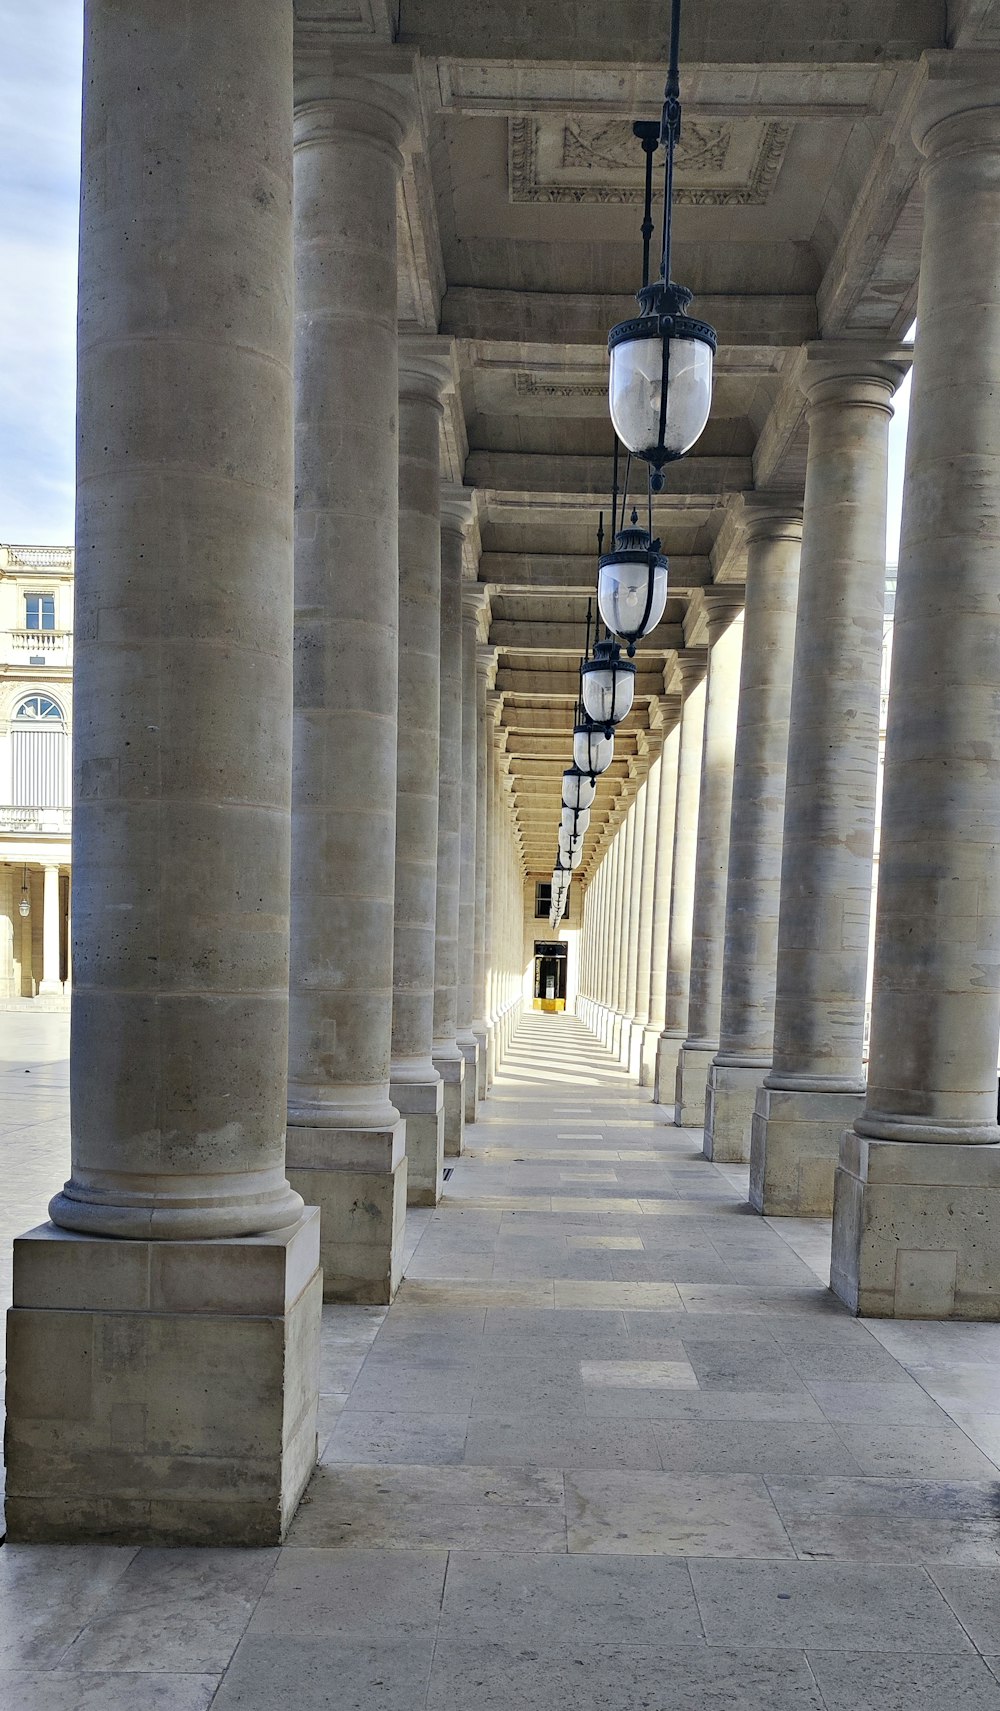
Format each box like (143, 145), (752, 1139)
(25, 592), (55, 630)
(534, 882), (552, 919)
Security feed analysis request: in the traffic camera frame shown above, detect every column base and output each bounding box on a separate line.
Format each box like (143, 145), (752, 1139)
(674, 1043), (716, 1129)
(459, 1038), (479, 1123)
(627, 1022), (645, 1081)
(434, 1049), (466, 1157)
(832, 1132), (1000, 1319)
(391, 1075), (444, 1208)
(639, 1024), (661, 1087)
(37, 981), (63, 996)
(486, 1021), (498, 1090)
(750, 1085), (864, 1216)
(617, 1018), (633, 1068)
(653, 1033), (684, 1109)
(4, 1213), (322, 1545)
(703, 1062), (767, 1164)
(286, 1121), (407, 1303)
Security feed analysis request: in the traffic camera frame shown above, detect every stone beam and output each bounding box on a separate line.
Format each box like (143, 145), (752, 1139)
(490, 621), (684, 653)
(496, 668), (666, 698)
(479, 552), (711, 591)
(443, 288), (817, 351)
(467, 452), (752, 499)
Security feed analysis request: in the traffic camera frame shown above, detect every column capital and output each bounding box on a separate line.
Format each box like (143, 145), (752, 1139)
(801, 340), (912, 413)
(440, 484), (476, 537)
(742, 493), (804, 547)
(667, 648), (707, 696)
(294, 41), (418, 154)
(476, 645), (498, 687)
(398, 335), (456, 407)
(486, 690), (505, 726)
(462, 584), (490, 641)
(646, 693), (681, 733)
(914, 50), (1000, 158)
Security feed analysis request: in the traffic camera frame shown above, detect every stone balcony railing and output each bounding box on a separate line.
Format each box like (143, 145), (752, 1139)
(0, 805), (72, 835)
(5, 629), (73, 663)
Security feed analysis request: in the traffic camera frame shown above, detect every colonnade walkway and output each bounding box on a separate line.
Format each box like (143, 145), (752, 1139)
(6, 1011), (1000, 1707)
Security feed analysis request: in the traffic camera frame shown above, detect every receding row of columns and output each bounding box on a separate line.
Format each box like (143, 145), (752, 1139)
(5, 12), (525, 1546)
(580, 50), (1000, 1329)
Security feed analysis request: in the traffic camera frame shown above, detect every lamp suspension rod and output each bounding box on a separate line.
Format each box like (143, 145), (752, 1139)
(659, 0), (683, 286)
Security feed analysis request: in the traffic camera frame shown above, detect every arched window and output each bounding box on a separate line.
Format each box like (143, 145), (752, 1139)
(12, 694), (68, 808)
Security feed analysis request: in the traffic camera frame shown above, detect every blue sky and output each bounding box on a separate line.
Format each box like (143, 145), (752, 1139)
(0, 5), (911, 557)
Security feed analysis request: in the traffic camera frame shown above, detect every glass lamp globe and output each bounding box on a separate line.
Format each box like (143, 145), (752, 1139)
(608, 282), (715, 489)
(18, 889), (30, 919)
(562, 767), (597, 814)
(573, 720), (614, 776)
(580, 640), (635, 729)
(561, 805), (590, 837)
(598, 517), (668, 653)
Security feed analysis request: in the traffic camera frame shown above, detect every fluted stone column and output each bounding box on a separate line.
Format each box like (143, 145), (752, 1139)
(676, 600), (744, 1127)
(641, 711), (681, 1083)
(390, 343), (452, 1208)
(484, 699), (500, 1085)
(458, 586), (485, 1118)
(750, 341), (908, 1216)
(6, 0), (321, 1546)
(471, 648), (494, 1097)
(630, 743), (662, 1079)
(620, 779), (647, 1069)
(833, 58), (1000, 1318)
(705, 504), (802, 1162)
(285, 59), (416, 1301)
(433, 492), (473, 1154)
(38, 864), (62, 995)
(654, 659), (706, 1104)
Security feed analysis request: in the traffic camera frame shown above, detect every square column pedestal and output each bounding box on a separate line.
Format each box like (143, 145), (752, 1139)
(460, 1040), (479, 1123)
(653, 1034), (684, 1110)
(434, 1052), (466, 1158)
(640, 1025), (661, 1088)
(832, 1133), (1000, 1319)
(391, 1077), (444, 1208)
(703, 1063), (764, 1164)
(4, 1212), (322, 1545)
(287, 1124), (406, 1304)
(674, 1045), (715, 1128)
(750, 1087), (864, 1215)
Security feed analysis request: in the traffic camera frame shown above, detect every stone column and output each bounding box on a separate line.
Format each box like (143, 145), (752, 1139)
(6, 0), (320, 1546)
(611, 808), (632, 1055)
(0, 866), (14, 998)
(600, 828), (620, 1046)
(654, 658), (706, 1104)
(38, 864), (62, 995)
(458, 586), (485, 1119)
(285, 57), (416, 1301)
(749, 341), (908, 1216)
(471, 648), (494, 1096)
(620, 778), (647, 1069)
(675, 600), (744, 1127)
(433, 491), (473, 1154)
(390, 342), (452, 1208)
(641, 712), (681, 1084)
(705, 504), (802, 1162)
(832, 59), (1000, 1318)
(629, 742), (662, 1078)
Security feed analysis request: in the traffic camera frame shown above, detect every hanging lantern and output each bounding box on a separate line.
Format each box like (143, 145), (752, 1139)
(561, 805), (590, 838)
(580, 640), (635, 729)
(598, 514), (668, 655)
(573, 719), (614, 776)
(608, 285), (715, 488)
(561, 767), (597, 813)
(606, 0), (716, 491)
(18, 868), (30, 919)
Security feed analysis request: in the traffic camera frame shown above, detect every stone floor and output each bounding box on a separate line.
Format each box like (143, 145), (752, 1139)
(5, 1009), (1000, 1707)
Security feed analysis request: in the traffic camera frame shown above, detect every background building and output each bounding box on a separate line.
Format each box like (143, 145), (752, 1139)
(0, 541), (72, 1004)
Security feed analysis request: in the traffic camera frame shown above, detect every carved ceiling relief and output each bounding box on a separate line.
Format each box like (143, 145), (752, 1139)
(508, 115), (793, 206)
